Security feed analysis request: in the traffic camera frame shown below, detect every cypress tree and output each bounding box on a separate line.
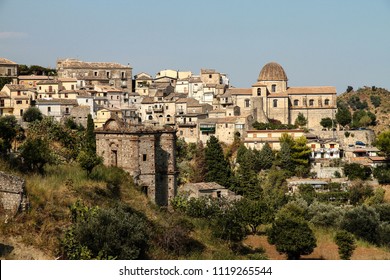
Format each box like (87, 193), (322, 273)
(205, 136), (232, 187)
(258, 142), (274, 170)
(86, 114), (96, 152)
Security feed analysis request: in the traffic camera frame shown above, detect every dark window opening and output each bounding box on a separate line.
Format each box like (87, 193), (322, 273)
(143, 154), (147, 161)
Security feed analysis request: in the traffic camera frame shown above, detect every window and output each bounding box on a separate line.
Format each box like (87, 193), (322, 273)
(180, 130), (183, 136)
(7, 69), (12, 76)
(143, 154), (147, 161)
(17, 91), (21, 96)
(94, 71), (98, 76)
(272, 84), (276, 92)
(148, 115), (153, 120)
(26, 100), (29, 104)
(330, 144), (335, 149)
(106, 71), (110, 78)
(225, 123), (228, 128)
(209, 74), (212, 78)
(311, 144), (316, 149)
(309, 99), (314, 106)
(49, 86), (52, 92)
(257, 88), (261, 96)
(166, 105), (168, 110)
(324, 99), (330, 106)
(273, 99), (278, 107)
(121, 72), (125, 79)
(20, 109), (23, 116)
(48, 107), (51, 112)
(16, 100), (22, 104)
(294, 99), (299, 106)
(245, 99), (250, 108)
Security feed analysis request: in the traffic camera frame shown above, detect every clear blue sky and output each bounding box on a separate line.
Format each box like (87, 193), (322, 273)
(1, 0), (389, 93)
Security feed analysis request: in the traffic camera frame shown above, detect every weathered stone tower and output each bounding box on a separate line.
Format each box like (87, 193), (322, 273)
(95, 118), (177, 206)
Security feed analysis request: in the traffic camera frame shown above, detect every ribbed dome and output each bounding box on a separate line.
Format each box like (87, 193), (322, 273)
(258, 62), (288, 81)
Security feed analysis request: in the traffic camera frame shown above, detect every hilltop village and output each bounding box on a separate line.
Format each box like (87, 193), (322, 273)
(1, 57), (390, 260)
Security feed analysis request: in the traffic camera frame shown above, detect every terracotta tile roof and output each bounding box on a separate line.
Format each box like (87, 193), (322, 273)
(58, 59), (131, 69)
(0, 58), (17, 65)
(141, 97), (154, 104)
(18, 75), (53, 80)
(58, 78), (77, 82)
(36, 98), (78, 105)
(5, 84), (32, 91)
(0, 91), (10, 98)
(226, 88), (252, 95)
(286, 86), (336, 94)
(36, 80), (60, 85)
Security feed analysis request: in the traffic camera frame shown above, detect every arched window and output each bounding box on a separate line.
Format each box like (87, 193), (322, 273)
(245, 99), (250, 108)
(273, 99), (278, 108)
(271, 84), (276, 92)
(324, 99), (330, 106)
(309, 99), (314, 106)
(257, 88), (261, 96)
(148, 115), (153, 120)
(166, 114), (171, 122)
(294, 99), (299, 106)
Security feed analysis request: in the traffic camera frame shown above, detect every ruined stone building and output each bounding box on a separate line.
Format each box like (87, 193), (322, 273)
(56, 58), (133, 92)
(95, 118), (177, 206)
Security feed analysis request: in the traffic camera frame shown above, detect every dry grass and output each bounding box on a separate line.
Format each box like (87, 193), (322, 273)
(244, 228), (390, 260)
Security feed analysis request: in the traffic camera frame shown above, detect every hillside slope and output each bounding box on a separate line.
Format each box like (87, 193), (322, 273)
(337, 86), (390, 135)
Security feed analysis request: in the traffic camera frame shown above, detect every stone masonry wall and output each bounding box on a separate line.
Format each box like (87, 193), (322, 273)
(0, 171), (25, 214)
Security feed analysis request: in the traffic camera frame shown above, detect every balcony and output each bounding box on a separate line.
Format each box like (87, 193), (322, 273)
(153, 106), (164, 113)
(220, 98), (233, 105)
(200, 124), (216, 132)
(145, 109), (153, 114)
(178, 122), (197, 127)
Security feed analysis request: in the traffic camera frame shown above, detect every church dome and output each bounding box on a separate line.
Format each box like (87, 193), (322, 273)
(258, 62), (288, 81)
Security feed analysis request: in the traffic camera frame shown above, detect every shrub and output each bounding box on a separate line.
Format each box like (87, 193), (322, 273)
(343, 163), (372, 181)
(378, 222), (390, 248)
(22, 107), (43, 122)
(340, 205), (380, 244)
(348, 181), (374, 205)
(267, 214), (316, 259)
(185, 197), (220, 218)
(211, 202), (247, 242)
(373, 166), (390, 184)
(60, 203), (150, 260)
(308, 202), (344, 228)
(334, 230), (356, 260)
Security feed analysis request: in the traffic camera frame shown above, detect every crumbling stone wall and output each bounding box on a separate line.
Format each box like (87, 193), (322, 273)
(0, 171), (25, 214)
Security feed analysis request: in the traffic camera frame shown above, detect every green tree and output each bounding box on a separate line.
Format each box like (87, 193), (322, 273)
(212, 201), (247, 242)
(0, 77), (13, 89)
(334, 230), (356, 260)
(189, 141), (206, 183)
(85, 114), (96, 152)
(205, 136), (232, 187)
(291, 136), (311, 168)
(320, 117), (334, 130)
(343, 163), (372, 181)
(61, 203), (150, 260)
(335, 105), (352, 128)
(341, 205), (380, 244)
(258, 142), (274, 170)
(346, 86), (353, 93)
(77, 150), (102, 176)
(298, 184), (316, 205)
(373, 165), (390, 184)
(0, 115), (18, 155)
(22, 107), (43, 122)
(235, 148), (261, 198)
(348, 181), (374, 205)
(268, 214), (316, 259)
(19, 137), (51, 173)
(294, 112), (307, 128)
(277, 142), (294, 173)
(237, 199), (272, 234)
(370, 95), (381, 108)
(375, 130), (390, 158)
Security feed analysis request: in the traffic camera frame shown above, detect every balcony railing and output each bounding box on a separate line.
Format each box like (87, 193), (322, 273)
(178, 122), (197, 127)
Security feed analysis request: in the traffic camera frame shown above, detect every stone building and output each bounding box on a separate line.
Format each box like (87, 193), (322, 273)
(0, 171), (26, 215)
(95, 118), (177, 206)
(0, 58), (18, 83)
(250, 62), (337, 129)
(56, 58), (132, 92)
